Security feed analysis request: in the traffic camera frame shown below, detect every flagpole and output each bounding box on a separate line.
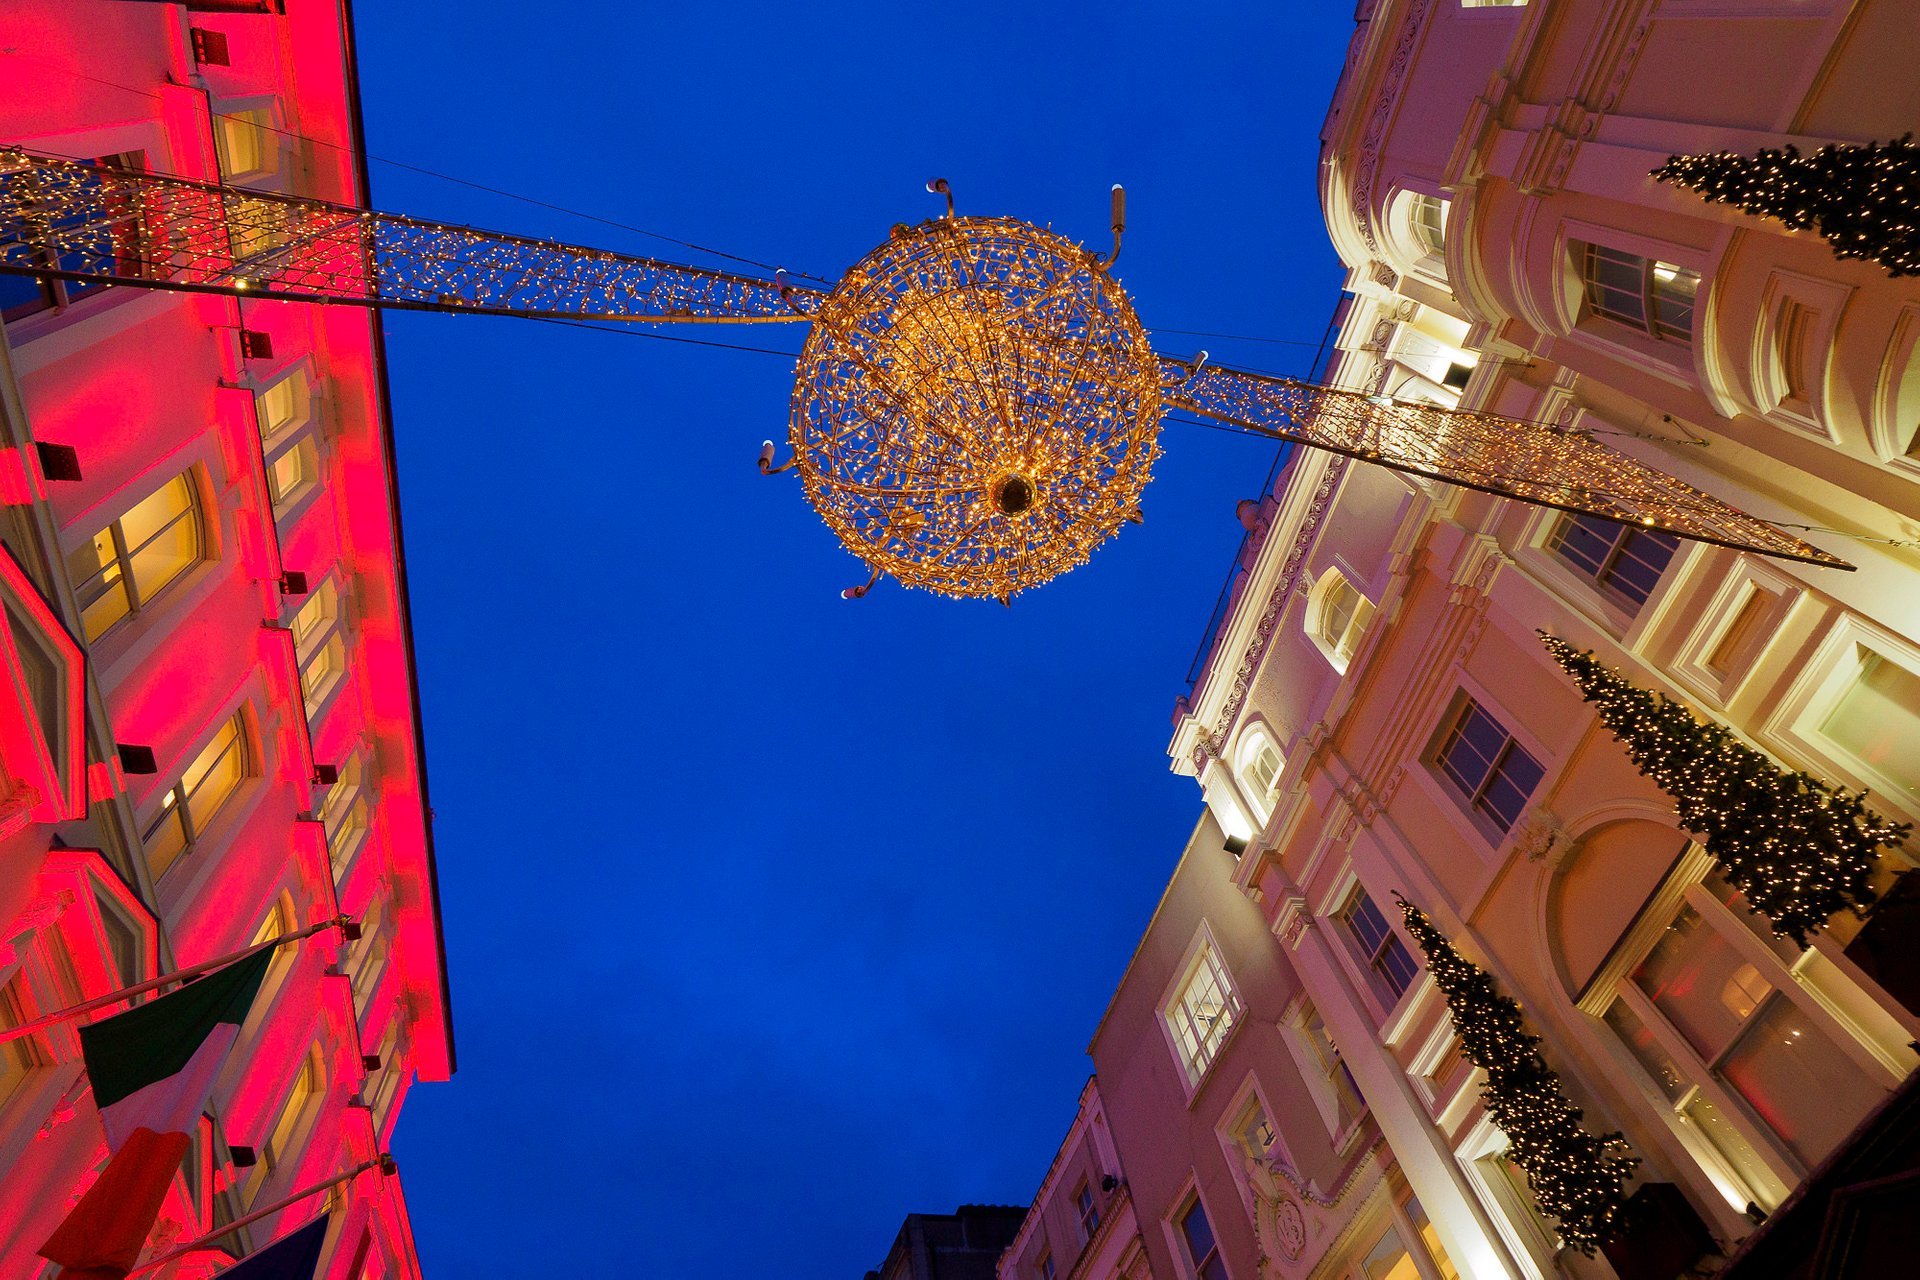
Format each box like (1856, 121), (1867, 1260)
(0, 917), (354, 1044)
(124, 1155), (395, 1277)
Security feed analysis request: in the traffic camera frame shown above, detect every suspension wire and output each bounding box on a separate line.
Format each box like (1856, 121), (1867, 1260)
(0, 47), (838, 285)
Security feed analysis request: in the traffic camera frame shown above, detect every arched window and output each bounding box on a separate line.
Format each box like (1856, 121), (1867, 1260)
(1233, 729), (1284, 822)
(1306, 568), (1376, 673)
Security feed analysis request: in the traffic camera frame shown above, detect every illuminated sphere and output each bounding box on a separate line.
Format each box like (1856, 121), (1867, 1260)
(788, 215), (1162, 599)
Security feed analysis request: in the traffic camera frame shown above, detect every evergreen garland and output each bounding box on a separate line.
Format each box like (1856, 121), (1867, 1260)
(1652, 136), (1920, 277)
(1395, 896), (1636, 1254)
(1540, 632), (1909, 945)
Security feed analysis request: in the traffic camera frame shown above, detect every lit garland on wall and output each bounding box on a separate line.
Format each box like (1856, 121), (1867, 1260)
(1652, 135), (1920, 277)
(1540, 632), (1910, 945)
(1395, 896), (1636, 1255)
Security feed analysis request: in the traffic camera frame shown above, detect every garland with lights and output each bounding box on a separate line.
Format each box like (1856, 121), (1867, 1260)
(1540, 632), (1909, 945)
(1652, 136), (1920, 277)
(1394, 896), (1635, 1254)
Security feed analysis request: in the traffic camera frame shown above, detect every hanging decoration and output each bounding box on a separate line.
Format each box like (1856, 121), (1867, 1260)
(1540, 632), (1909, 945)
(0, 146), (1850, 601)
(1395, 895), (1636, 1255)
(1652, 135), (1920, 278)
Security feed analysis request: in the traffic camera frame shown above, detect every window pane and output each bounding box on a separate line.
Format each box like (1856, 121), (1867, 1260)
(1652, 263), (1700, 340)
(216, 108), (274, 179)
(256, 370), (307, 440)
(1720, 996), (1882, 1166)
(1478, 744), (1544, 831)
(183, 725), (247, 839)
(143, 800), (189, 881)
(67, 527), (131, 641)
(1361, 1224), (1417, 1280)
(1181, 1200), (1219, 1269)
(301, 633), (346, 705)
(1631, 907), (1763, 1061)
(268, 441), (314, 507)
(290, 580), (337, 653)
(1376, 935), (1420, 998)
(1820, 650), (1920, 794)
(1549, 514), (1619, 581)
(1602, 527), (1680, 606)
(1604, 998), (1690, 1102)
(120, 475), (201, 606)
(1585, 245), (1649, 327)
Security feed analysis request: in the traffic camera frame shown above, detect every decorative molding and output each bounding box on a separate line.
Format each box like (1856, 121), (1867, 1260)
(1349, 0), (1441, 257)
(1516, 808), (1569, 865)
(1198, 460), (1350, 762)
(1274, 894), (1313, 950)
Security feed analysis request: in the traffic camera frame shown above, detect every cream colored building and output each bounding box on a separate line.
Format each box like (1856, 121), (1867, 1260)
(1165, 1), (1920, 1276)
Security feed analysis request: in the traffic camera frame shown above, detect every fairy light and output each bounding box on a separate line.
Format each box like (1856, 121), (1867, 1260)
(1653, 135), (1920, 278)
(1395, 894), (1637, 1256)
(789, 215), (1160, 600)
(0, 146), (1853, 599)
(1539, 632), (1910, 945)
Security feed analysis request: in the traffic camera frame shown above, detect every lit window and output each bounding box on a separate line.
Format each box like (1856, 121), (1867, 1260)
(1817, 649), (1920, 798)
(1076, 1180), (1100, 1239)
(0, 976), (45, 1110)
(1339, 888), (1420, 1006)
(1235, 731), (1283, 821)
(142, 712), (251, 881)
(1581, 243), (1700, 343)
(1545, 513), (1679, 610)
(1165, 939), (1244, 1086)
(1433, 698), (1544, 833)
(255, 368), (309, 440)
(215, 107), (277, 181)
(320, 754), (371, 875)
(349, 901), (389, 1006)
(247, 1046), (321, 1206)
(290, 581), (349, 714)
(1230, 1096), (1278, 1166)
(1409, 194), (1448, 262)
(1601, 883), (1893, 1208)
(266, 437), (317, 511)
(1298, 1000), (1366, 1132)
(1308, 569), (1377, 672)
(1359, 1200), (1458, 1280)
(1178, 1196), (1227, 1280)
(66, 472), (204, 642)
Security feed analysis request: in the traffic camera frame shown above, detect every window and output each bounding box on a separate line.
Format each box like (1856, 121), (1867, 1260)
(254, 366), (323, 514)
(255, 367), (309, 440)
(289, 581), (349, 714)
(0, 976), (45, 1111)
(1229, 1096), (1278, 1166)
(320, 754), (372, 875)
(1076, 1180), (1100, 1239)
(1358, 1200), (1458, 1280)
(1165, 938), (1244, 1086)
(1340, 887), (1420, 1006)
(1300, 1001), (1366, 1133)
(1816, 650), (1920, 799)
(1037, 1250), (1055, 1280)
(67, 471), (205, 642)
(1234, 730), (1283, 822)
(0, 151), (148, 322)
(247, 1046), (321, 1207)
(1409, 194), (1448, 261)
(1596, 870), (1904, 1212)
(1581, 243), (1700, 343)
(1545, 513), (1679, 610)
(1433, 698), (1544, 834)
(215, 107), (278, 181)
(349, 900), (389, 1007)
(142, 712), (251, 881)
(1178, 1196), (1227, 1280)
(1308, 569), (1377, 673)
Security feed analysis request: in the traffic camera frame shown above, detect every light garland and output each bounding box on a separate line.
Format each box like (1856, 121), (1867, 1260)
(1540, 632), (1909, 945)
(1653, 136), (1920, 278)
(0, 146), (1852, 599)
(1396, 896), (1637, 1255)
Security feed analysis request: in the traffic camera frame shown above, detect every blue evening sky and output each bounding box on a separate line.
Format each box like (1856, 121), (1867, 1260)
(351, 4), (1353, 1275)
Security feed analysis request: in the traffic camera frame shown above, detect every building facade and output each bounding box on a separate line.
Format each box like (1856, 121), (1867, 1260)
(1165, 0), (1920, 1276)
(0, 0), (452, 1275)
(869, 1205), (1031, 1280)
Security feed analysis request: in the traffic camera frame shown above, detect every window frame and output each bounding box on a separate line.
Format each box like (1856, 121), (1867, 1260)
(1232, 725), (1284, 824)
(1074, 1178), (1101, 1241)
(1306, 567), (1377, 674)
(1174, 1190), (1228, 1280)
(0, 149), (152, 323)
(1429, 695), (1546, 837)
(67, 468), (210, 644)
(1543, 512), (1681, 614)
(1762, 613), (1920, 825)
(286, 576), (354, 724)
(1336, 885), (1421, 1009)
(140, 708), (254, 883)
(245, 1042), (324, 1208)
(1159, 926), (1247, 1092)
(1579, 241), (1700, 344)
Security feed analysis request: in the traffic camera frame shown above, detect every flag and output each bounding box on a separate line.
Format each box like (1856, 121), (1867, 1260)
(40, 946), (276, 1278)
(214, 1213), (330, 1280)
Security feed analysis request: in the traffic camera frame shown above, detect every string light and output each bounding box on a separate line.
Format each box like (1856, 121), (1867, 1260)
(1539, 632), (1910, 945)
(0, 146), (1852, 599)
(1653, 136), (1920, 278)
(1395, 895), (1636, 1256)
(790, 215), (1160, 600)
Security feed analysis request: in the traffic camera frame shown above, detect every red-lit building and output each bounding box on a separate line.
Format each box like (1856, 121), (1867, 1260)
(0, 1), (452, 1275)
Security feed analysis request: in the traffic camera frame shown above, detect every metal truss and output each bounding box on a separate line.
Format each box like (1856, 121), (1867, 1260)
(0, 148), (816, 323)
(1160, 356), (1848, 570)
